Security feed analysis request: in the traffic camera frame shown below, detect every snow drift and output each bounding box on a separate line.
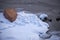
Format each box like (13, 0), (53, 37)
(0, 11), (49, 40)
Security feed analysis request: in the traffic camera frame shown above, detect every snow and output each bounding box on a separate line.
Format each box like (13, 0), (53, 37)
(0, 11), (60, 40)
(46, 35), (60, 40)
(39, 13), (48, 20)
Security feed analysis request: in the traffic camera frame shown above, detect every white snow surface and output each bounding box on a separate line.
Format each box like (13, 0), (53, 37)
(39, 13), (48, 20)
(0, 11), (59, 40)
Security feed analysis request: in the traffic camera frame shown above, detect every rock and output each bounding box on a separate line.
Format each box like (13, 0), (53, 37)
(3, 8), (17, 22)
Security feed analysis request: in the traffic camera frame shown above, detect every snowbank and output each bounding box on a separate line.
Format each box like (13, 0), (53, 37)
(0, 11), (49, 40)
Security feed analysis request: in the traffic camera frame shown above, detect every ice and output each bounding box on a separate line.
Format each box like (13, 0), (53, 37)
(0, 11), (49, 40)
